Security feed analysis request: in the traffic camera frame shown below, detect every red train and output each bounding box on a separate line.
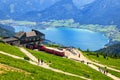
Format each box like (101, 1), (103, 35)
(26, 44), (65, 57)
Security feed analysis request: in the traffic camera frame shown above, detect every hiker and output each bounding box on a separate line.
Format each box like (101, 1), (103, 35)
(98, 66), (101, 72)
(41, 59), (44, 65)
(106, 69), (108, 75)
(104, 67), (107, 74)
(87, 62), (90, 65)
(81, 60), (85, 63)
(104, 70), (106, 74)
(38, 59), (40, 65)
(78, 54), (80, 58)
(104, 67), (108, 75)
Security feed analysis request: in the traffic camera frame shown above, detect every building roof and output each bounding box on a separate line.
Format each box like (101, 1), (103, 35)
(14, 30), (44, 38)
(14, 31), (25, 39)
(32, 29), (45, 36)
(2, 29), (45, 43)
(26, 29), (45, 37)
(2, 37), (18, 42)
(26, 31), (36, 37)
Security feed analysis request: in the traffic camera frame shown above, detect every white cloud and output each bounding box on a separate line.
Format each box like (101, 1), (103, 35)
(39, 0), (44, 4)
(73, 0), (95, 9)
(10, 4), (15, 13)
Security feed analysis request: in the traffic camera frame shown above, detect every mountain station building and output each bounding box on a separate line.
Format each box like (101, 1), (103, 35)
(2, 29), (45, 46)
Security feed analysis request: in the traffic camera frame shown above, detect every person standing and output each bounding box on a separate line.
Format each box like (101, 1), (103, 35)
(98, 66), (101, 72)
(104, 67), (107, 74)
(78, 54), (80, 58)
(106, 69), (108, 75)
(38, 59), (40, 65)
(41, 59), (44, 65)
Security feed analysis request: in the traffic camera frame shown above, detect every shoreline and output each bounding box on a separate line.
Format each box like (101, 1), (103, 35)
(43, 27), (110, 51)
(59, 27), (116, 48)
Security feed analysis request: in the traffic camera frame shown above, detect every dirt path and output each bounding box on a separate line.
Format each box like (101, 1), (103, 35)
(19, 48), (38, 62)
(68, 49), (120, 80)
(0, 51), (23, 60)
(76, 50), (120, 73)
(92, 61), (120, 73)
(19, 47), (50, 68)
(0, 49), (89, 80)
(28, 61), (89, 80)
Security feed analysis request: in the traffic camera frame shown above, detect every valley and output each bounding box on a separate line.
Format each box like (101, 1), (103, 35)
(0, 19), (120, 46)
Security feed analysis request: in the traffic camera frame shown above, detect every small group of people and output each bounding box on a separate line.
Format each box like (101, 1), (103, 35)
(86, 62), (91, 65)
(80, 60), (85, 63)
(98, 66), (108, 75)
(38, 59), (44, 65)
(66, 48), (77, 55)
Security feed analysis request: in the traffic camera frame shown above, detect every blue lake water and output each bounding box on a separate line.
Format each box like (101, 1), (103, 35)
(13, 26), (108, 51)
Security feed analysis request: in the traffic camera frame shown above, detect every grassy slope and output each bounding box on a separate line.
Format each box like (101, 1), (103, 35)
(0, 54), (82, 80)
(27, 49), (112, 80)
(0, 72), (32, 80)
(0, 43), (26, 57)
(83, 52), (120, 70)
(93, 63), (120, 78)
(109, 70), (120, 78)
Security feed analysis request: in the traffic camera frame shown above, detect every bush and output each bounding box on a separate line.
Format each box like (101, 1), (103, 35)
(96, 54), (99, 57)
(24, 57), (30, 61)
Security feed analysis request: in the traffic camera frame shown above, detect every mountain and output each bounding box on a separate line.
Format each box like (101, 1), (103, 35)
(0, 0), (94, 19)
(97, 43), (120, 58)
(22, 0), (80, 21)
(0, 24), (15, 32)
(22, 0), (120, 29)
(0, 27), (14, 37)
(77, 0), (120, 26)
(0, 0), (60, 19)
(0, 0), (120, 29)
(0, 24), (15, 37)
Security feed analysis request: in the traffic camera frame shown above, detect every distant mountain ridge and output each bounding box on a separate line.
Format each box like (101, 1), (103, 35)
(77, 0), (120, 25)
(0, 0), (120, 29)
(0, 27), (14, 37)
(22, 0), (79, 21)
(0, 0), (94, 19)
(20, 0), (120, 29)
(0, 24), (15, 32)
(0, 0), (60, 19)
(0, 24), (15, 37)
(97, 43), (120, 58)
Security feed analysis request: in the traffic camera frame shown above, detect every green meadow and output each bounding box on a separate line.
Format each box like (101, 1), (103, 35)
(27, 49), (112, 80)
(83, 51), (120, 70)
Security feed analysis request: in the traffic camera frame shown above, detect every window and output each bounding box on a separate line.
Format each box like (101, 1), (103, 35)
(25, 38), (28, 42)
(41, 36), (45, 39)
(37, 37), (40, 40)
(29, 38), (32, 41)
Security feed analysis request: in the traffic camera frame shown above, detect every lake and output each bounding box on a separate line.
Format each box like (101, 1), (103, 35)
(13, 26), (108, 51)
